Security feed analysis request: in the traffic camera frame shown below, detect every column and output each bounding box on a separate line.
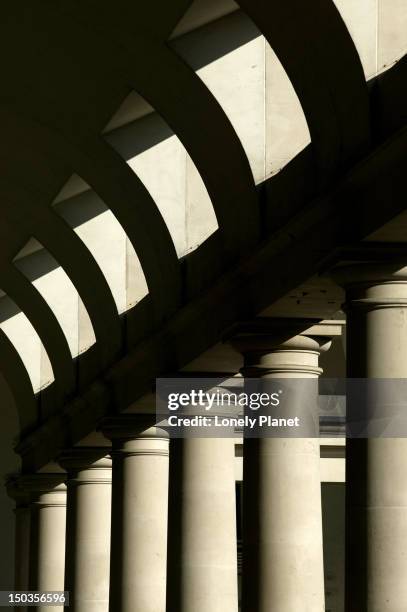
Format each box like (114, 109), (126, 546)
(166, 433), (238, 612)
(232, 319), (342, 612)
(59, 448), (112, 612)
(7, 476), (31, 612)
(25, 474), (66, 611)
(333, 262), (407, 611)
(102, 416), (169, 612)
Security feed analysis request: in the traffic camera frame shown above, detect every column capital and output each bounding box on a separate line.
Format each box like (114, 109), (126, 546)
(15, 473), (66, 508)
(158, 377), (242, 423)
(100, 415), (169, 459)
(100, 414), (168, 441)
(58, 447), (112, 488)
(226, 318), (343, 377)
(227, 317), (343, 349)
(6, 475), (31, 507)
(332, 262), (407, 285)
(18, 472), (65, 489)
(331, 262), (407, 310)
(324, 244), (407, 306)
(59, 447), (111, 471)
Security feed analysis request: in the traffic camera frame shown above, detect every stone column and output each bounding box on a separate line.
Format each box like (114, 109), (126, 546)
(232, 319), (342, 612)
(333, 262), (407, 611)
(6, 476), (31, 612)
(25, 474), (66, 612)
(102, 416), (169, 612)
(166, 431), (238, 612)
(59, 448), (112, 612)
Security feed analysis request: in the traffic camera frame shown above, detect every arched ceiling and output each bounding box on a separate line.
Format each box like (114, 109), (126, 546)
(0, 0), (405, 469)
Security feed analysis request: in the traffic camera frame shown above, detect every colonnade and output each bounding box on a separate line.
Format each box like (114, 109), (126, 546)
(333, 263), (407, 611)
(6, 263), (407, 612)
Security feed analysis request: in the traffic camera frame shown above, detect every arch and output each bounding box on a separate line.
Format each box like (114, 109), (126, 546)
(0, 105), (182, 323)
(48, 3), (260, 257)
(105, 92), (219, 259)
(0, 264), (75, 399)
(121, 45), (260, 256)
(0, 179), (122, 367)
(0, 330), (37, 433)
(53, 185), (149, 314)
(235, 0), (370, 181)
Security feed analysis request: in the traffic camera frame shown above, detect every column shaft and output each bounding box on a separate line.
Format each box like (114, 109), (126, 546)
(243, 434), (324, 612)
(337, 263), (407, 611)
(61, 449), (112, 612)
(15, 506), (31, 595)
(167, 437), (238, 612)
(232, 324), (339, 612)
(26, 475), (66, 612)
(7, 477), (31, 612)
(103, 419), (169, 612)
